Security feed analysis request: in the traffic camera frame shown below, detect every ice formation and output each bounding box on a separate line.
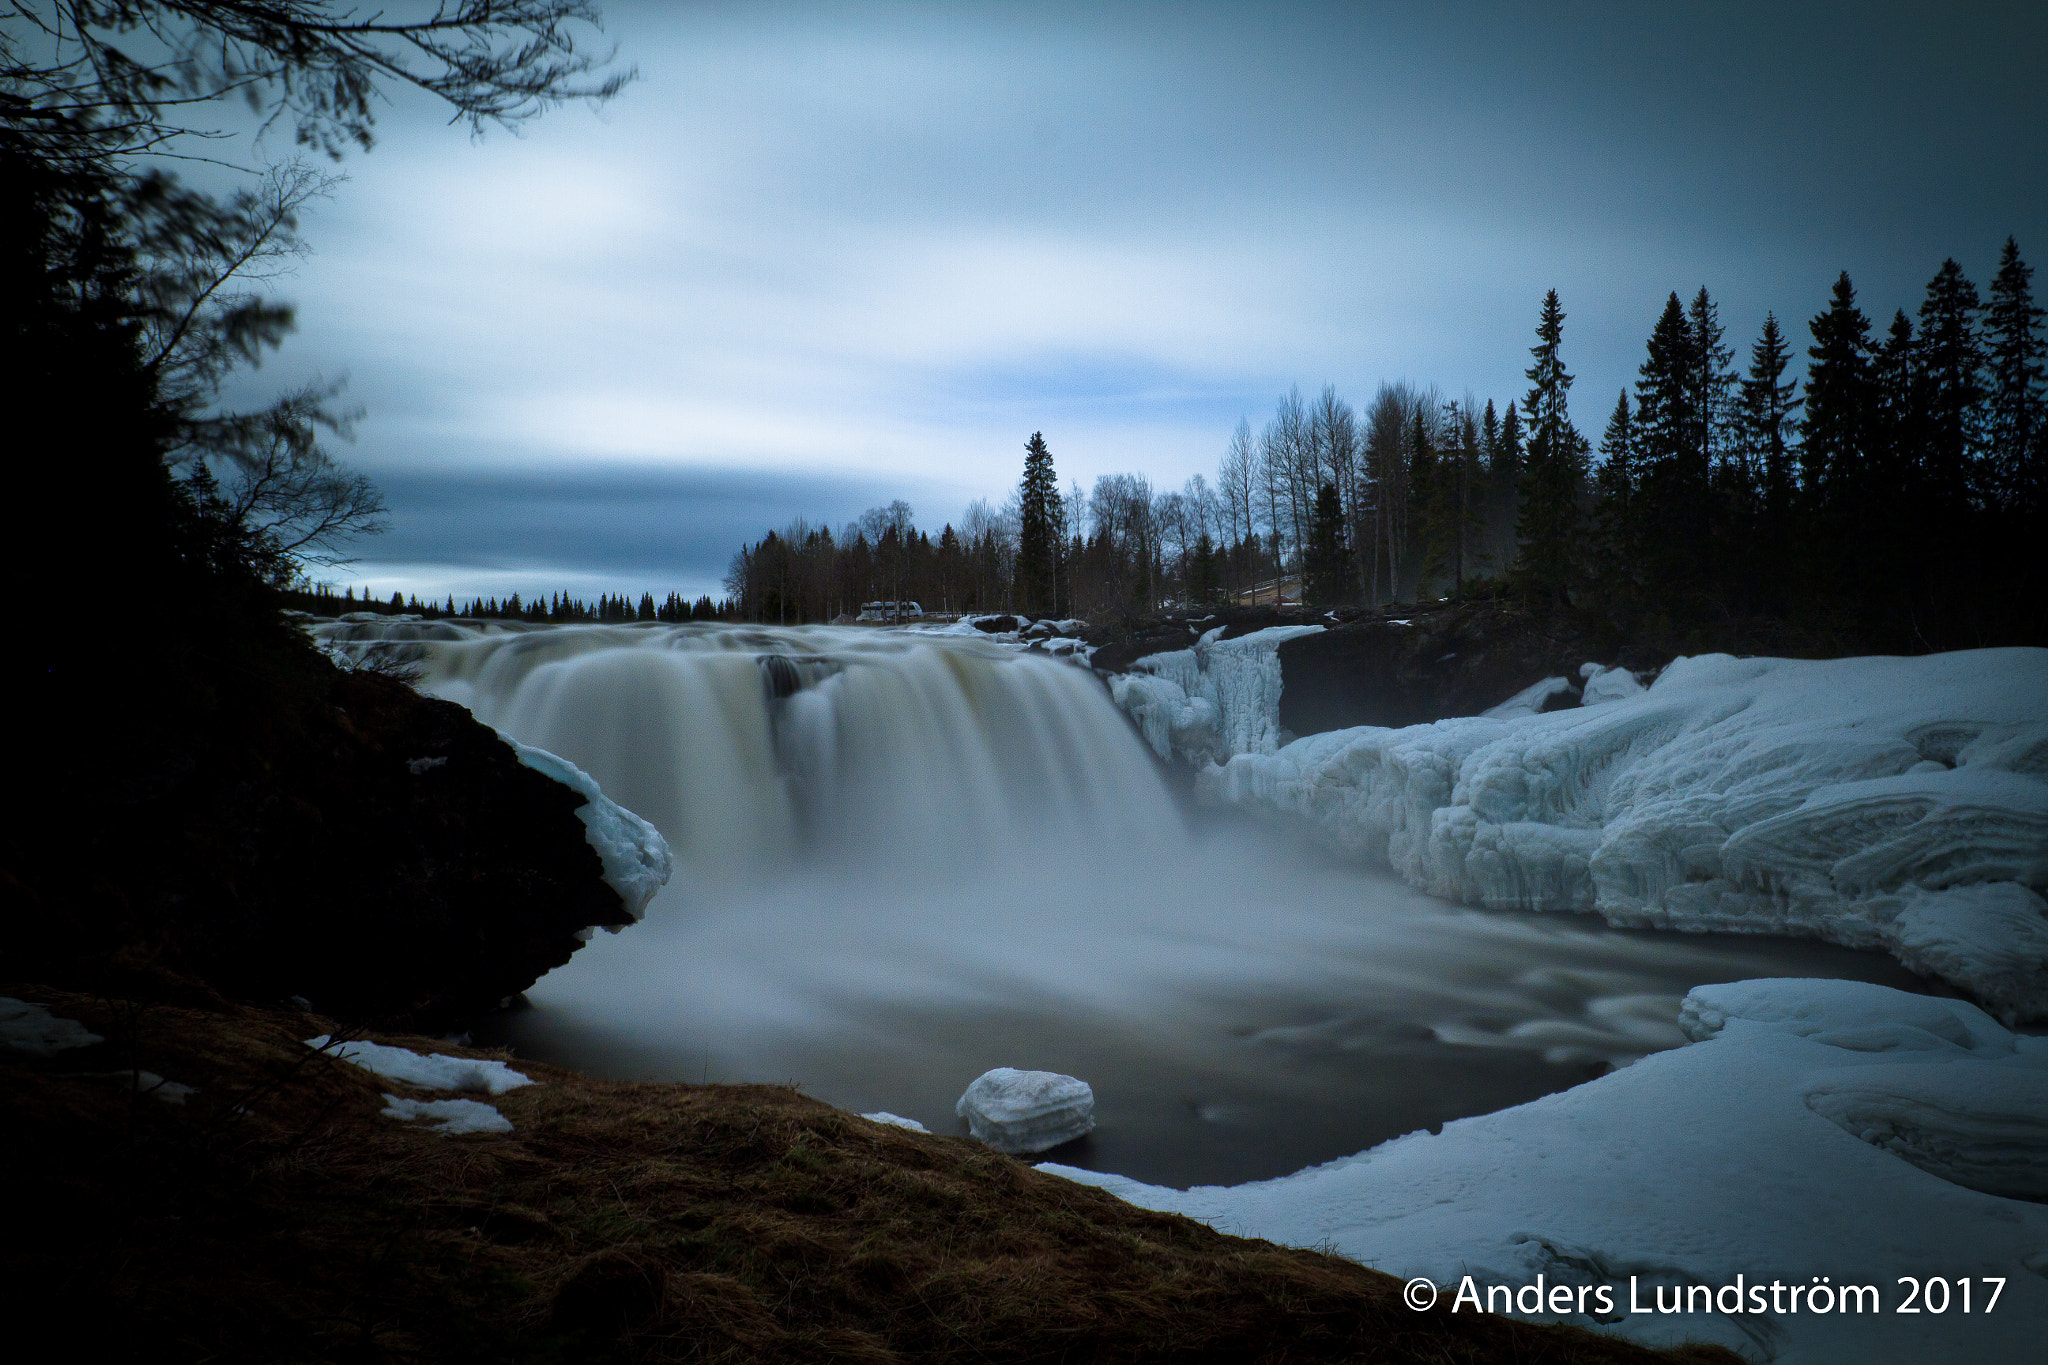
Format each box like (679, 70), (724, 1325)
(955, 1067), (1095, 1154)
(1109, 625), (1325, 765)
(1481, 675), (1574, 719)
(307, 1036), (535, 1095)
(1178, 649), (2048, 1020)
(380, 1095), (514, 1135)
(0, 997), (102, 1056)
(507, 737), (673, 920)
(1045, 978), (2048, 1363)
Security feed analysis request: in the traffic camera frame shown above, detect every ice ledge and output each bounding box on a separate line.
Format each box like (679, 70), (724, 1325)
(1189, 648), (2048, 1020)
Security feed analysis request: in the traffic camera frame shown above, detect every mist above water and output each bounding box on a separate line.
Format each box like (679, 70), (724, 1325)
(326, 621), (1925, 1186)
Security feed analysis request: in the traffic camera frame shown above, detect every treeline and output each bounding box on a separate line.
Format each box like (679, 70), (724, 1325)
(726, 241), (2043, 649)
(285, 584), (730, 623)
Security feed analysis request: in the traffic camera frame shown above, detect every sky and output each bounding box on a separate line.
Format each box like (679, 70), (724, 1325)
(211, 0), (2048, 606)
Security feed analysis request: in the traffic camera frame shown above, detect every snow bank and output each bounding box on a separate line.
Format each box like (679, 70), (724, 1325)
(0, 997), (102, 1056)
(1109, 625), (1325, 765)
(1194, 649), (2048, 1020)
(861, 1111), (930, 1133)
(380, 1095), (514, 1135)
(506, 736), (673, 920)
(308, 1036), (535, 1095)
(956, 1067), (1095, 1154)
(1045, 978), (2048, 1363)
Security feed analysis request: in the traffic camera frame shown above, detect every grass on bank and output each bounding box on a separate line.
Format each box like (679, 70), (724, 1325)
(1, 985), (1743, 1364)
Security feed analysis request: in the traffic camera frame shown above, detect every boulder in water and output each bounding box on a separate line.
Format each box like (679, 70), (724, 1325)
(955, 1067), (1094, 1153)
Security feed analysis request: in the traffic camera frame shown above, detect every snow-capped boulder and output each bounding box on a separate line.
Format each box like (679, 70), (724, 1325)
(955, 1067), (1095, 1154)
(508, 737), (672, 920)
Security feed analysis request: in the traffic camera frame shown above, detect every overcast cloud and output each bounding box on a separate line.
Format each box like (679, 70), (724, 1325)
(220, 1), (2048, 604)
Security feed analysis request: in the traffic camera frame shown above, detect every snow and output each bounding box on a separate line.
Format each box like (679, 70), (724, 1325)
(80, 1070), (197, 1104)
(1110, 625), (1325, 765)
(1581, 662), (1647, 706)
(1044, 978), (2048, 1363)
(380, 1094), (514, 1135)
(0, 997), (102, 1056)
(861, 1111), (930, 1133)
(1482, 676), (1574, 719)
(506, 736), (673, 920)
(1189, 649), (2048, 1020)
(308, 1036), (535, 1094)
(955, 1067), (1095, 1154)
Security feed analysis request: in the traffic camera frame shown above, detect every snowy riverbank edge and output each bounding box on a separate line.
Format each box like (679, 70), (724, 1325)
(1043, 977), (2048, 1364)
(1114, 640), (2048, 1023)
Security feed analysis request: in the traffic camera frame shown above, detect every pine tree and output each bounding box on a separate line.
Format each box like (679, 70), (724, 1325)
(1983, 236), (2045, 519)
(1800, 272), (1872, 512)
(1016, 431), (1062, 616)
(1515, 290), (1586, 604)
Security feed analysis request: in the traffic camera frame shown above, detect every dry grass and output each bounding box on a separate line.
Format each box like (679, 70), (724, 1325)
(1, 986), (1741, 1364)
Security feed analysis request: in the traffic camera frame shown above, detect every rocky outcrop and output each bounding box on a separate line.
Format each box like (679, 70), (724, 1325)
(8, 657), (633, 1031)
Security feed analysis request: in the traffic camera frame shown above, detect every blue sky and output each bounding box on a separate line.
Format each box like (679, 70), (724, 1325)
(219, 1), (2048, 604)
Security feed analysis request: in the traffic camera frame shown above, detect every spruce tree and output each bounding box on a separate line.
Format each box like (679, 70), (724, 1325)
(1686, 287), (1737, 484)
(1303, 483), (1351, 606)
(1515, 290), (1586, 605)
(1914, 258), (1988, 512)
(1800, 272), (1872, 512)
(1491, 400), (1525, 570)
(1590, 390), (1637, 602)
(1983, 236), (2045, 519)
(1739, 312), (1801, 516)
(1016, 431), (1062, 616)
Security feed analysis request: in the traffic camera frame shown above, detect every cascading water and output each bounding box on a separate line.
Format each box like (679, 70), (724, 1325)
(336, 621), (1183, 879)
(314, 618), (1931, 1187)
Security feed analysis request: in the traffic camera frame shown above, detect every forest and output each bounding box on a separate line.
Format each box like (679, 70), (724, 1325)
(724, 249), (2044, 652)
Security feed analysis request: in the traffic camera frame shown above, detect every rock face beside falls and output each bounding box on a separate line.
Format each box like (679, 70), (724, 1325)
(10, 661), (638, 1031)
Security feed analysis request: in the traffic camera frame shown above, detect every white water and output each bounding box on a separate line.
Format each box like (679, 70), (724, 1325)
(313, 619), (1930, 1186)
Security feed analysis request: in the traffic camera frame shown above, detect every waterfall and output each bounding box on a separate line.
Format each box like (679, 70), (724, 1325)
(312, 620), (1184, 882)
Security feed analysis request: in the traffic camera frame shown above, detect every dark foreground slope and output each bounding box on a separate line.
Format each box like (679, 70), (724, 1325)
(1, 988), (1740, 1365)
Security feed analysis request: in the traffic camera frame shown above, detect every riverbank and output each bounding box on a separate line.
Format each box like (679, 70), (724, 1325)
(1, 986), (1739, 1364)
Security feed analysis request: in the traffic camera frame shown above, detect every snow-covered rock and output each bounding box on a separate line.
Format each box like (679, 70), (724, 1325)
(308, 1036), (535, 1095)
(1193, 649), (2048, 1020)
(955, 1067), (1095, 1153)
(1044, 978), (2048, 1363)
(0, 998), (102, 1056)
(507, 736), (673, 920)
(380, 1095), (513, 1135)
